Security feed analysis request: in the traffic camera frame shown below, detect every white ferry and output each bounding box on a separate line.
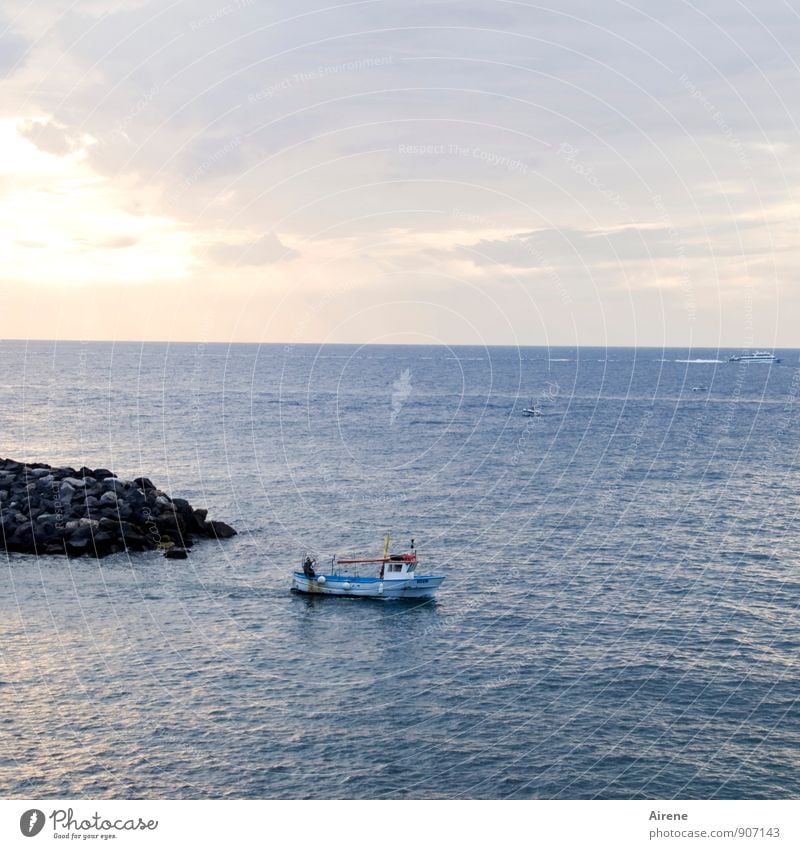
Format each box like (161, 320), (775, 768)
(728, 351), (781, 363)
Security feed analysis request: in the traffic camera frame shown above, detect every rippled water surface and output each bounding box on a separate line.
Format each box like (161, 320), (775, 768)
(1, 341), (799, 798)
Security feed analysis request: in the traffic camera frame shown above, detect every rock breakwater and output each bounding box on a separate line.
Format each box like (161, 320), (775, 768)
(0, 458), (236, 557)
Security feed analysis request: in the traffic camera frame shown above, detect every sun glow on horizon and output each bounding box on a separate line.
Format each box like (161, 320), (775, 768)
(0, 118), (194, 286)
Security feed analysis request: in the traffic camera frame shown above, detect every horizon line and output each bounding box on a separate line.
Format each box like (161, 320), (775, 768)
(0, 338), (792, 350)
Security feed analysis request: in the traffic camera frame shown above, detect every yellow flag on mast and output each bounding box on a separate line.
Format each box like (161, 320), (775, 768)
(383, 533), (390, 559)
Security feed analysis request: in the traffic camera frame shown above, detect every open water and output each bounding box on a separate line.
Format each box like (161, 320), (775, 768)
(1, 341), (798, 798)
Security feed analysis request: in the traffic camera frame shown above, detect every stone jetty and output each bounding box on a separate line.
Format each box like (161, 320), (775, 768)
(0, 458), (236, 557)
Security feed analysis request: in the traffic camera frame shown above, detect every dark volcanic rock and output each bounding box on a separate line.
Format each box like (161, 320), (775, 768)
(9, 525), (34, 549)
(64, 530), (92, 557)
(0, 458), (237, 558)
(204, 520), (238, 539)
(172, 497), (192, 515)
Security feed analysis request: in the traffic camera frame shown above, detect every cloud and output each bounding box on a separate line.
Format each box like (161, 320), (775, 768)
(205, 232), (298, 266)
(83, 234), (141, 249)
(18, 120), (77, 156)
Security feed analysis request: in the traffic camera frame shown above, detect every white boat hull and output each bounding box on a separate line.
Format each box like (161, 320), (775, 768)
(292, 572), (444, 599)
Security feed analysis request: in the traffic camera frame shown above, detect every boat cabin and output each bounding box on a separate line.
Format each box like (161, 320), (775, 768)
(381, 553), (417, 579)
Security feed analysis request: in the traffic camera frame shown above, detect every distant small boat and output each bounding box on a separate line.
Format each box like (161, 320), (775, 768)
(292, 536), (445, 599)
(522, 397), (542, 416)
(728, 351), (781, 363)
(691, 385), (709, 392)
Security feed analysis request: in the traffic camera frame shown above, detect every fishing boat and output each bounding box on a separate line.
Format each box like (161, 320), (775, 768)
(522, 397), (542, 416)
(292, 536), (445, 599)
(728, 351), (781, 363)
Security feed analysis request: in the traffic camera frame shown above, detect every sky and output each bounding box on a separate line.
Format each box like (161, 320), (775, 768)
(0, 0), (798, 346)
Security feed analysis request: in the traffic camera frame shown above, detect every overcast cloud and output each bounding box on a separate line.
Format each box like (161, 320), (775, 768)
(1, 0), (798, 345)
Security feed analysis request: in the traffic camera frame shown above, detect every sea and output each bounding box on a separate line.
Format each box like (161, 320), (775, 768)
(1, 341), (798, 799)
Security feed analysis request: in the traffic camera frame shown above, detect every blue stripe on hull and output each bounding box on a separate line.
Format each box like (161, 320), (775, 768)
(292, 572), (444, 599)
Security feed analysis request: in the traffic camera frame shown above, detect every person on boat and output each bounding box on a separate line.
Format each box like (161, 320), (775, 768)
(302, 557), (316, 578)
